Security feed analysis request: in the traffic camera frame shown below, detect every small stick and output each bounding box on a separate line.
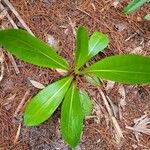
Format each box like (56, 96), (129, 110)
(13, 122), (21, 144)
(125, 33), (137, 42)
(0, 6), (7, 19)
(7, 52), (20, 74)
(14, 90), (30, 118)
(76, 7), (92, 18)
(67, 16), (76, 36)
(3, 93), (16, 106)
(98, 88), (124, 144)
(0, 48), (4, 82)
(2, 0), (34, 35)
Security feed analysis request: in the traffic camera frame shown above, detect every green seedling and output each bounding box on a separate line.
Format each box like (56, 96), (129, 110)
(1, 26), (150, 148)
(123, 0), (150, 14)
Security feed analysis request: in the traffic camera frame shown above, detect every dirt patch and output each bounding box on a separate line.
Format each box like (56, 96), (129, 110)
(0, 0), (150, 149)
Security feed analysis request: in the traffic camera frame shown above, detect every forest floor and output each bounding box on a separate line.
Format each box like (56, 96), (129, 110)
(0, 0), (150, 150)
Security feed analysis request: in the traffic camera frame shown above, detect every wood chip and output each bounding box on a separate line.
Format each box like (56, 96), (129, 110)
(29, 79), (45, 89)
(112, 0), (120, 8)
(55, 69), (68, 76)
(105, 81), (115, 91)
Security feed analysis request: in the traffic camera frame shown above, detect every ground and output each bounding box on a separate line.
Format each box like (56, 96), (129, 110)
(0, 0), (150, 150)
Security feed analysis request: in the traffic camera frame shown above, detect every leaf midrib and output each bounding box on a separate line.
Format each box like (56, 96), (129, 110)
(68, 84), (75, 138)
(86, 69), (150, 75)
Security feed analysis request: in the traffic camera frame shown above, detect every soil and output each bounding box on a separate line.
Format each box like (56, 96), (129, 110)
(0, 0), (150, 150)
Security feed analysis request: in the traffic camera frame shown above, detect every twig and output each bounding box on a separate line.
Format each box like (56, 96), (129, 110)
(14, 90), (30, 118)
(2, 0), (34, 35)
(0, 3), (17, 28)
(0, 48), (4, 82)
(67, 16), (76, 36)
(7, 53), (20, 74)
(0, 5), (7, 19)
(76, 7), (92, 18)
(125, 33), (137, 42)
(98, 88), (124, 144)
(3, 93), (16, 106)
(13, 122), (21, 144)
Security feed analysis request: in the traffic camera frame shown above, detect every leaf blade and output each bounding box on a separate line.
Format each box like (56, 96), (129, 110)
(75, 26), (89, 70)
(88, 32), (109, 59)
(80, 90), (92, 116)
(124, 0), (150, 14)
(83, 55), (150, 84)
(61, 82), (83, 148)
(0, 29), (69, 69)
(24, 76), (72, 126)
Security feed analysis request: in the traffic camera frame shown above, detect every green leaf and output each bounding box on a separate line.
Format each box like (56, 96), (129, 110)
(144, 14), (150, 20)
(24, 76), (72, 126)
(75, 26), (89, 71)
(124, 0), (150, 14)
(61, 82), (83, 148)
(80, 90), (92, 116)
(88, 32), (109, 60)
(0, 29), (69, 70)
(82, 54), (150, 84)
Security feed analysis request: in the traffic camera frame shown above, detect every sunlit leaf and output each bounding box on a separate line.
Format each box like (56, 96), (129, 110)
(80, 90), (92, 116)
(24, 76), (72, 126)
(75, 26), (89, 71)
(61, 82), (83, 148)
(0, 29), (69, 70)
(124, 0), (150, 14)
(82, 55), (150, 84)
(88, 32), (109, 60)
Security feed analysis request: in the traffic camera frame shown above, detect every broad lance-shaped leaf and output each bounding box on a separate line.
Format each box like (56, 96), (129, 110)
(61, 82), (83, 148)
(0, 29), (69, 70)
(82, 55), (150, 84)
(88, 32), (109, 60)
(24, 76), (72, 126)
(75, 26), (89, 71)
(80, 90), (92, 116)
(124, 0), (150, 14)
